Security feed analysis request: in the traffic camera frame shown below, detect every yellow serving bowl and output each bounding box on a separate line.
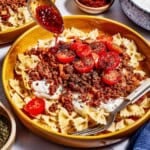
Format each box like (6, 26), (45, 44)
(2, 16), (150, 148)
(0, 21), (35, 44)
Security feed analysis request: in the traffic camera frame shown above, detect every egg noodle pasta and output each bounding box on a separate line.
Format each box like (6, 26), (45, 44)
(9, 28), (150, 135)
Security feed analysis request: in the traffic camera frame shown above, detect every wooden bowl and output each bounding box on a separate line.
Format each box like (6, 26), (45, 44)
(2, 15), (150, 148)
(0, 102), (16, 150)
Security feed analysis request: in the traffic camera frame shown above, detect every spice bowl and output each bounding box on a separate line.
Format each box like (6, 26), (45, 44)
(0, 102), (16, 150)
(74, 0), (114, 14)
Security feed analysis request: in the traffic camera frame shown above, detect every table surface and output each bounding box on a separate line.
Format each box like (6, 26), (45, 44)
(0, 0), (149, 150)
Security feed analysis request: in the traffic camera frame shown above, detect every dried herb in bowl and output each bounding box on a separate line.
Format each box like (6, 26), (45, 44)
(0, 115), (10, 149)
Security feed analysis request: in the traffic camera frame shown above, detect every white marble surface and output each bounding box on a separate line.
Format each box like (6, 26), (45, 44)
(0, 0), (149, 150)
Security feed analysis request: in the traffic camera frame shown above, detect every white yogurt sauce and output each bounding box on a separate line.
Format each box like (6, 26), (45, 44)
(31, 80), (63, 99)
(72, 92), (124, 113)
(100, 98), (124, 112)
(32, 81), (124, 112)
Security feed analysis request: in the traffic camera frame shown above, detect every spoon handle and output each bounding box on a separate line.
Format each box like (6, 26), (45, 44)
(114, 78), (150, 113)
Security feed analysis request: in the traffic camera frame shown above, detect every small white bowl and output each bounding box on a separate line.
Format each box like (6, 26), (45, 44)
(74, 0), (114, 14)
(0, 102), (16, 150)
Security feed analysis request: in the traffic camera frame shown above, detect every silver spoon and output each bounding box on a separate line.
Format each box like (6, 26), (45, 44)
(28, 0), (64, 34)
(73, 78), (150, 136)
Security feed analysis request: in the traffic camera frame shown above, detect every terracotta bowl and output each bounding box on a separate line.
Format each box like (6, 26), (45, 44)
(74, 0), (114, 14)
(2, 16), (150, 148)
(0, 102), (16, 150)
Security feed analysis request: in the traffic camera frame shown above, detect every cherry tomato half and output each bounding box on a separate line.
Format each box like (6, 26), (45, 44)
(56, 49), (75, 63)
(90, 41), (107, 55)
(98, 51), (120, 71)
(102, 70), (121, 85)
(70, 40), (82, 51)
(70, 41), (92, 58)
(106, 41), (123, 54)
(23, 98), (45, 117)
(74, 55), (94, 73)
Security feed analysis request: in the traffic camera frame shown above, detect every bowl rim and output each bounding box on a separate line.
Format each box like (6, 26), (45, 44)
(74, 0), (114, 10)
(0, 20), (35, 35)
(2, 15), (150, 140)
(0, 102), (16, 150)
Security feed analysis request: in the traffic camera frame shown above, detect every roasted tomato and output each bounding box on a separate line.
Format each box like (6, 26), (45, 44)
(90, 41), (107, 55)
(56, 49), (75, 63)
(70, 41), (92, 58)
(70, 40), (82, 51)
(98, 51), (120, 71)
(90, 42), (107, 68)
(74, 55), (94, 73)
(102, 70), (121, 85)
(23, 98), (45, 117)
(106, 41), (123, 54)
(75, 44), (92, 58)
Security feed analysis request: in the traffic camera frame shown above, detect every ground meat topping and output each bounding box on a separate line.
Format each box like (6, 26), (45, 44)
(48, 103), (58, 112)
(26, 39), (146, 112)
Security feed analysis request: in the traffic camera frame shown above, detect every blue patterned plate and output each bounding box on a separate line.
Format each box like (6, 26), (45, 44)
(120, 0), (150, 31)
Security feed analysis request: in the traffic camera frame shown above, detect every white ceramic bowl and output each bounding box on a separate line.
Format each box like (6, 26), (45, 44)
(0, 102), (16, 150)
(74, 0), (114, 14)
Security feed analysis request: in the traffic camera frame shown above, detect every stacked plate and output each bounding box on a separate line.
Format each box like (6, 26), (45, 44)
(120, 0), (150, 31)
